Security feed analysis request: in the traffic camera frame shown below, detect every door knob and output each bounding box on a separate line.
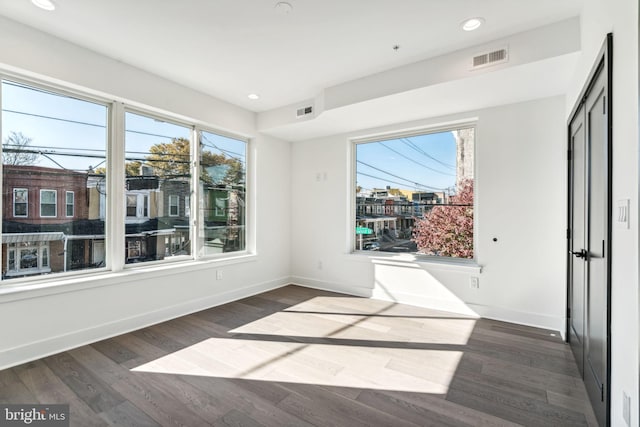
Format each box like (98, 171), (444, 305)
(572, 249), (588, 259)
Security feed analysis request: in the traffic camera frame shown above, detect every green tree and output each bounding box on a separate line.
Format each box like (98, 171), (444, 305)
(94, 161), (141, 176)
(95, 138), (244, 185)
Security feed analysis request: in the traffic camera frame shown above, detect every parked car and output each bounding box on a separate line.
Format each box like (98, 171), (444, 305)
(364, 242), (380, 251)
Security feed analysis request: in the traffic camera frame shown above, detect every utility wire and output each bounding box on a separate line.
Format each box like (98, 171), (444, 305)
(357, 160), (448, 191)
(2, 108), (185, 141)
(3, 109), (105, 128)
(201, 134), (245, 161)
(356, 170), (447, 191)
(380, 142), (454, 176)
(401, 138), (455, 169)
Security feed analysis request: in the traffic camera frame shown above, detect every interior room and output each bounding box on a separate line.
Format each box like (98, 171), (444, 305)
(0, 0), (637, 426)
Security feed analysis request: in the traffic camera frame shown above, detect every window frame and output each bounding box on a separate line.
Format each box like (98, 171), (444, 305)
(65, 191), (74, 217)
(122, 107), (195, 268)
(0, 73), (254, 287)
(196, 128), (249, 260)
(350, 123), (478, 264)
(5, 242), (52, 277)
(168, 194), (179, 217)
(39, 189), (57, 218)
(13, 188), (28, 218)
(125, 191), (151, 221)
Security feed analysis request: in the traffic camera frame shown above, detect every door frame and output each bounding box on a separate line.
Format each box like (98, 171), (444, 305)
(566, 33), (612, 425)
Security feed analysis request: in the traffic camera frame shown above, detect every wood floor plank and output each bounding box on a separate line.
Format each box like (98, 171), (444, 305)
(0, 368), (38, 403)
(42, 352), (125, 413)
(13, 361), (107, 427)
(110, 372), (211, 427)
(91, 337), (139, 364)
(98, 401), (160, 427)
(0, 286), (597, 427)
(181, 375), (314, 427)
(276, 383), (417, 427)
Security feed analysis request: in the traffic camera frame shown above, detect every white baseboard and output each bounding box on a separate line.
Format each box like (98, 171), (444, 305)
(466, 303), (566, 335)
(290, 277), (565, 335)
(289, 276), (372, 297)
(0, 276), (290, 370)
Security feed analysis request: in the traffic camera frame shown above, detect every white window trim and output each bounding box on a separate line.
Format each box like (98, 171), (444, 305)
(349, 121), (478, 263)
(196, 128), (249, 260)
(39, 189), (57, 218)
(13, 188), (28, 218)
(0, 73), (254, 289)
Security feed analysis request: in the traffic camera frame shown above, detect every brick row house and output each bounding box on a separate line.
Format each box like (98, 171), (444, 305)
(1, 165), (241, 278)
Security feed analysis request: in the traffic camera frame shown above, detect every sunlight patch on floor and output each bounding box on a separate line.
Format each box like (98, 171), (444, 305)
(230, 297), (477, 345)
(132, 337), (464, 394)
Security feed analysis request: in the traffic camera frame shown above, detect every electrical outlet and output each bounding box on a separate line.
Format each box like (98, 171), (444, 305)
(470, 277), (479, 289)
(623, 391), (631, 426)
(216, 270), (223, 280)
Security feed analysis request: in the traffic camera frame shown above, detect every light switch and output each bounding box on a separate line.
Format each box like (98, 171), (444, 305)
(617, 199), (630, 229)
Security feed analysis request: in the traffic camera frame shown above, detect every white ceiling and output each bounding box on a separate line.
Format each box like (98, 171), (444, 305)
(0, 0), (583, 113)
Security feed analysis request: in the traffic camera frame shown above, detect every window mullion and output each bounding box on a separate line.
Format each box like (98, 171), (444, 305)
(191, 128), (199, 260)
(109, 102), (126, 272)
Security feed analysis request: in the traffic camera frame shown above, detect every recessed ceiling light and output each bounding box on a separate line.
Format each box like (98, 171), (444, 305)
(461, 17), (485, 32)
(274, 2), (293, 15)
(248, 93), (260, 100)
(31, 0), (56, 11)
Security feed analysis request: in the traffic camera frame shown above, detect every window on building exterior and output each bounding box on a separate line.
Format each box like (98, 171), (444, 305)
(65, 191), (74, 217)
(199, 130), (246, 256)
(40, 189), (57, 217)
(169, 194), (179, 217)
(1, 79), (109, 279)
(126, 193), (150, 219)
(5, 242), (51, 277)
(354, 126), (475, 259)
(124, 111), (192, 264)
(13, 188), (27, 217)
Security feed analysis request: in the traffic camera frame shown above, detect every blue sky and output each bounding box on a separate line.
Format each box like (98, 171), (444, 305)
(356, 131), (457, 194)
(1, 80), (245, 173)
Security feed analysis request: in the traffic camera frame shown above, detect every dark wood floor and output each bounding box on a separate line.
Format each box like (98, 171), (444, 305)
(0, 285), (597, 426)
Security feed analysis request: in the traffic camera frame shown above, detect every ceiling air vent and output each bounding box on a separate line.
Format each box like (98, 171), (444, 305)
(471, 47), (508, 70)
(296, 105), (313, 118)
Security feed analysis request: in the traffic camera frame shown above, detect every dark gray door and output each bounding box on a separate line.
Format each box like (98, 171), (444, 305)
(584, 69), (608, 426)
(569, 104), (586, 375)
(568, 36), (611, 427)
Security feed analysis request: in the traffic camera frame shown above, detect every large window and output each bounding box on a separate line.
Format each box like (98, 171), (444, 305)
(199, 130), (246, 256)
(124, 111), (192, 264)
(1, 77), (249, 283)
(2, 80), (108, 278)
(355, 127), (475, 259)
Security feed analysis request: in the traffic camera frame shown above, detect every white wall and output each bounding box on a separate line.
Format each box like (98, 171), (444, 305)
(0, 16), (254, 136)
(0, 18), (292, 369)
(290, 96), (567, 332)
(567, 1), (640, 425)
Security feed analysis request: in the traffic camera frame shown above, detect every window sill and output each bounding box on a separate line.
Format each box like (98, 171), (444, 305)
(4, 267), (52, 277)
(0, 253), (257, 304)
(345, 251), (482, 273)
